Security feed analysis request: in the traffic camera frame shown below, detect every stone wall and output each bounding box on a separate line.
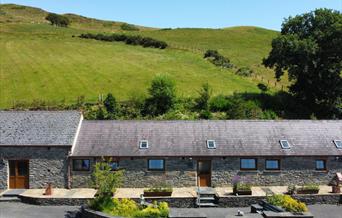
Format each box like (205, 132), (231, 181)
(0, 146), (70, 189)
(212, 157), (342, 186)
(70, 156), (342, 188)
(70, 158), (96, 188)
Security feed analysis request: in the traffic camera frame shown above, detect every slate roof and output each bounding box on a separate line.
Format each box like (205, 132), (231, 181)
(0, 111), (81, 146)
(72, 120), (342, 157)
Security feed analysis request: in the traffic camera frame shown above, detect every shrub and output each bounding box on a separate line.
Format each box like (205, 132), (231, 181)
(134, 201), (169, 218)
(204, 50), (233, 68)
(110, 198), (139, 217)
(121, 23), (139, 31)
(209, 95), (231, 112)
(195, 83), (212, 111)
(45, 13), (70, 27)
(236, 67), (254, 77)
(91, 159), (124, 195)
(257, 83), (269, 92)
(235, 183), (251, 191)
(226, 99), (264, 119)
(267, 194), (308, 213)
(300, 184), (320, 191)
(104, 93), (117, 114)
(79, 33), (167, 49)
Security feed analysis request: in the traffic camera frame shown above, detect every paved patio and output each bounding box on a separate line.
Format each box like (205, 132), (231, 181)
(2, 185), (335, 199)
(19, 188), (97, 198)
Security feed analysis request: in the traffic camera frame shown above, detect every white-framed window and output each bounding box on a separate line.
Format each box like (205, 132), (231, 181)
(333, 140), (342, 149)
(207, 140), (216, 149)
(280, 140), (291, 149)
(139, 140), (149, 149)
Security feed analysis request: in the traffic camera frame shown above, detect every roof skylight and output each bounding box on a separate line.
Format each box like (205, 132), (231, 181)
(139, 140), (148, 149)
(280, 140), (291, 149)
(334, 140), (342, 149)
(207, 140), (216, 149)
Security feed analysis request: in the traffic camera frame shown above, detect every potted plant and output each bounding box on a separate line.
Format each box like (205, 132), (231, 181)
(266, 194), (308, 213)
(144, 183), (173, 197)
(232, 175), (252, 195)
(296, 184), (319, 194)
(329, 173), (341, 193)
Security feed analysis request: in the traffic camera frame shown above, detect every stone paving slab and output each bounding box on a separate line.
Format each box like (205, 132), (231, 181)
(20, 188), (97, 198)
(114, 187), (197, 198)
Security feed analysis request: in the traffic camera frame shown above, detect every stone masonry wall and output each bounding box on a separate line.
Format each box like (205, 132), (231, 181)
(69, 156), (342, 188)
(0, 146), (70, 189)
(70, 157), (197, 188)
(70, 158), (96, 188)
(212, 156), (342, 186)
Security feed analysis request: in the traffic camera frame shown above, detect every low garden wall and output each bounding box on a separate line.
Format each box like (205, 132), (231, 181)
(81, 207), (122, 218)
(19, 195), (92, 206)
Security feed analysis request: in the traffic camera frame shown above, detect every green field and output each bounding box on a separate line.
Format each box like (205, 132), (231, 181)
(0, 4), (281, 108)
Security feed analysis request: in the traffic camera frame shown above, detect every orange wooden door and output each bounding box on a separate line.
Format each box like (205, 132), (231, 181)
(9, 160), (29, 189)
(197, 160), (211, 187)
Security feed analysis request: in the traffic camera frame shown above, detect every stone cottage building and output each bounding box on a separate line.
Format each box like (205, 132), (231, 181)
(1, 111), (341, 189)
(0, 111), (82, 189)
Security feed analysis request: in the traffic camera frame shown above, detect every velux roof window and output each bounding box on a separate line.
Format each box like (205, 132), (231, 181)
(334, 140), (342, 149)
(280, 140), (291, 149)
(139, 140), (148, 149)
(207, 140), (216, 149)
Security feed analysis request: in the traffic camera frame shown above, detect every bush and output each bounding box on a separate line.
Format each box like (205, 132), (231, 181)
(195, 83), (212, 111)
(204, 50), (233, 68)
(209, 95), (231, 112)
(235, 183), (251, 191)
(79, 33), (167, 49)
(300, 184), (320, 191)
(134, 201), (169, 218)
(45, 13), (70, 27)
(104, 93), (117, 114)
(226, 98), (264, 119)
(236, 67), (254, 77)
(257, 83), (269, 92)
(110, 198), (139, 217)
(121, 23), (139, 31)
(267, 194), (308, 213)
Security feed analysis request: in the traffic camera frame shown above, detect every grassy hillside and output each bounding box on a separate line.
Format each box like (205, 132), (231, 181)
(0, 4), (281, 108)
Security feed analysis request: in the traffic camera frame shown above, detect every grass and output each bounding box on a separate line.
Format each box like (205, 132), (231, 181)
(0, 4), (283, 108)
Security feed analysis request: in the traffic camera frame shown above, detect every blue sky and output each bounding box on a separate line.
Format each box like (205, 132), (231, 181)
(2, 0), (341, 30)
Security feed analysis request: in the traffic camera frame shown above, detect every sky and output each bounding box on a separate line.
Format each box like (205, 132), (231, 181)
(1, 0), (341, 30)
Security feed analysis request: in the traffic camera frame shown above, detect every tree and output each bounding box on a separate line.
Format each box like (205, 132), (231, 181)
(195, 83), (212, 111)
(45, 13), (70, 27)
(263, 9), (342, 118)
(104, 93), (116, 114)
(144, 74), (176, 116)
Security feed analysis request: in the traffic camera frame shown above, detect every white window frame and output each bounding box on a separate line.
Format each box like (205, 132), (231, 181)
(139, 140), (149, 149)
(280, 140), (291, 149)
(333, 140), (342, 149)
(207, 140), (216, 149)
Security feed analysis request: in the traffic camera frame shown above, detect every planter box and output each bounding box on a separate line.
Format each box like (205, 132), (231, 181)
(332, 186), (340, 193)
(296, 189), (319, 194)
(233, 188), (252, 195)
(143, 191), (172, 197)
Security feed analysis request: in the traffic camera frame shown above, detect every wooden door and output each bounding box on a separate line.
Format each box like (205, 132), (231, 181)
(197, 160), (211, 187)
(9, 160), (29, 189)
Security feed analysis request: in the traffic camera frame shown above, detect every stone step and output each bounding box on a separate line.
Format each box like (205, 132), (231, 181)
(196, 202), (218, 207)
(2, 189), (26, 197)
(198, 196), (215, 201)
(0, 197), (21, 202)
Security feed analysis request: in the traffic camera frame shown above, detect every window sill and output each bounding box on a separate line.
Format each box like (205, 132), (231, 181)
(263, 170), (281, 173)
(314, 170), (329, 173)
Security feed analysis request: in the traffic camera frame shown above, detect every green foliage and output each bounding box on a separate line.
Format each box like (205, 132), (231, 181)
(110, 198), (139, 217)
(91, 159), (123, 195)
(287, 185), (296, 195)
(263, 9), (342, 118)
(104, 93), (117, 114)
(257, 83), (269, 92)
(134, 201), (169, 218)
(234, 183), (252, 191)
(209, 95), (231, 112)
(195, 83), (212, 111)
(300, 184), (320, 191)
(144, 183), (173, 193)
(144, 74), (176, 116)
(226, 98), (264, 119)
(204, 49), (233, 68)
(236, 67), (254, 77)
(121, 23), (139, 31)
(79, 33), (167, 49)
(267, 194), (308, 213)
(45, 13), (70, 27)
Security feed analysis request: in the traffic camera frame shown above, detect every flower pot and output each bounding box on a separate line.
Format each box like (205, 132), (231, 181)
(143, 191), (172, 197)
(332, 186), (340, 193)
(233, 187), (252, 195)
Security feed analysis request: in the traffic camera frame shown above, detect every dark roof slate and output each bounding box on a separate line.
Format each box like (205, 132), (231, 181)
(0, 111), (81, 146)
(72, 120), (342, 157)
